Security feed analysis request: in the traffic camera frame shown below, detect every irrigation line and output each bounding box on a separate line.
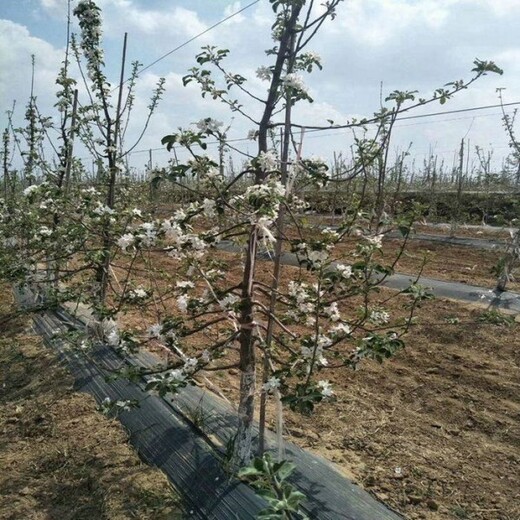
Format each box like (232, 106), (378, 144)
(217, 240), (520, 313)
(115, 0), (261, 90)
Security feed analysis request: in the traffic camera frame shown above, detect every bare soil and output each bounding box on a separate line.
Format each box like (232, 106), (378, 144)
(414, 223), (514, 240)
(0, 289), (183, 520)
(298, 214), (514, 240)
(284, 222), (520, 292)
(113, 249), (520, 520)
(279, 295), (520, 520)
(375, 238), (520, 292)
(59, 217), (520, 520)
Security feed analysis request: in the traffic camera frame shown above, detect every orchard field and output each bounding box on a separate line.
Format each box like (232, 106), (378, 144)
(1, 1), (519, 519)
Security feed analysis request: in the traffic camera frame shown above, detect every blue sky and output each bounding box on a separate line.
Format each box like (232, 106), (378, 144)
(1, 0), (520, 174)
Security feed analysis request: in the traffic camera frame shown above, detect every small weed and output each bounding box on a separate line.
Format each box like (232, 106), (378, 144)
(450, 505), (470, 519)
(444, 315), (460, 324)
(182, 395), (215, 432)
(477, 309), (515, 327)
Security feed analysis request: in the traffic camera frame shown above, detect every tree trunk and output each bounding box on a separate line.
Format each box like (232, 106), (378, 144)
(232, 229), (258, 468)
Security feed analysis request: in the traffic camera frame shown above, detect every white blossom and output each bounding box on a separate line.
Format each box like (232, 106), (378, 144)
(23, 185), (39, 196)
(173, 208), (187, 221)
(93, 203), (114, 216)
(139, 222), (157, 246)
(147, 323), (163, 339)
(176, 281), (195, 290)
(321, 227), (339, 240)
(366, 234), (384, 248)
(318, 380), (333, 397)
(336, 263), (353, 279)
(149, 369), (186, 386)
(256, 150), (278, 172)
(38, 226), (52, 237)
(202, 198), (216, 218)
(283, 73), (308, 94)
(255, 216), (276, 244)
(128, 287), (147, 300)
(317, 335), (332, 348)
(331, 322), (352, 336)
(102, 318), (119, 346)
(300, 341), (328, 367)
(183, 357), (198, 373)
(263, 376), (281, 393)
(219, 293), (239, 310)
(168, 369), (186, 383)
(117, 233), (135, 251)
(162, 220), (182, 242)
(177, 295), (189, 314)
(196, 118), (223, 133)
(306, 51), (322, 65)
(369, 309), (390, 325)
(324, 302), (341, 321)
(256, 66), (272, 81)
(307, 249), (329, 267)
(106, 330), (120, 346)
(204, 166), (221, 180)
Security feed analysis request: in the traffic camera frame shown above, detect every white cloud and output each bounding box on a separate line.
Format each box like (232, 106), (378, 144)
(332, 0), (450, 46)
(223, 1), (246, 24)
(0, 19), (63, 108)
(39, 0), (67, 15)
(6, 0), (520, 173)
(90, 0), (208, 41)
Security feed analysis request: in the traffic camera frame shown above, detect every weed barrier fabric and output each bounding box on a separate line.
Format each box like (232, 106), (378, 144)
(315, 226), (508, 251)
(15, 285), (405, 520)
(126, 349), (405, 520)
(383, 231), (506, 251)
(217, 241), (520, 313)
(15, 286), (263, 520)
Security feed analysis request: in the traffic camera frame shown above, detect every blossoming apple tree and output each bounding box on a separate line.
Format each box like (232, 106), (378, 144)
(0, 0), (503, 480)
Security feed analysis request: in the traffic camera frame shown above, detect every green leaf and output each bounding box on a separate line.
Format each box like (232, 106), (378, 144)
(273, 460), (296, 482)
(257, 489), (278, 500)
(472, 58), (503, 76)
(182, 75), (194, 87)
(150, 175), (162, 189)
(161, 135), (176, 151)
(398, 225), (411, 237)
(237, 466), (263, 478)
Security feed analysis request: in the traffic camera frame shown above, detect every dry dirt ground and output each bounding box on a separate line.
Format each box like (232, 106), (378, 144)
(371, 238), (520, 292)
(0, 289), (183, 520)
(300, 215), (513, 240)
(196, 261), (520, 520)
(154, 203), (519, 290)
(24, 215), (520, 520)
(278, 296), (520, 520)
(113, 248), (520, 520)
(283, 222), (520, 292)
(413, 223), (513, 240)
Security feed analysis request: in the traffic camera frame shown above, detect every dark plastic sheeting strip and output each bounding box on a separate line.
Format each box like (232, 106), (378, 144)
(386, 231), (506, 251)
(16, 285), (404, 519)
(15, 286), (264, 520)
(218, 241), (520, 313)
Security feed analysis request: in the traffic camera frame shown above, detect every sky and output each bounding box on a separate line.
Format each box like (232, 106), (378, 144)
(1, 0), (520, 176)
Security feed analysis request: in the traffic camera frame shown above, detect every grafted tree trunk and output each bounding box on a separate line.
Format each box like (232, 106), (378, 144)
(234, 230), (259, 466)
(232, 4), (303, 468)
(497, 229), (520, 291)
